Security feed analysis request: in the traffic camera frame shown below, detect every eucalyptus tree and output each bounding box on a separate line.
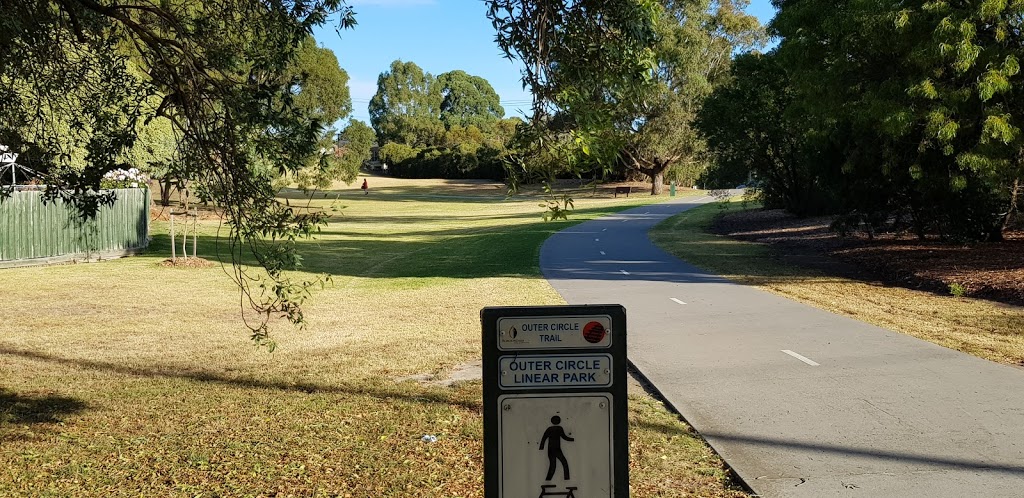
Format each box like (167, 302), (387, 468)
(487, 0), (661, 187)
(618, 0), (763, 194)
(368, 60), (444, 147)
(436, 70), (505, 132)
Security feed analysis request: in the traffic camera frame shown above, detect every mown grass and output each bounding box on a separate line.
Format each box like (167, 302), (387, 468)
(650, 201), (1024, 366)
(0, 180), (744, 497)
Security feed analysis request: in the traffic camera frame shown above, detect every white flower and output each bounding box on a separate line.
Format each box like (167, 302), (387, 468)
(131, 182), (138, 188)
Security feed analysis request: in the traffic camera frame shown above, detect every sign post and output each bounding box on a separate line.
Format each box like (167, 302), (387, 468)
(482, 305), (628, 498)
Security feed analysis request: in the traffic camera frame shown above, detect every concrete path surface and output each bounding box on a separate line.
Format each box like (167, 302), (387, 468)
(540, 195), (1024, 497)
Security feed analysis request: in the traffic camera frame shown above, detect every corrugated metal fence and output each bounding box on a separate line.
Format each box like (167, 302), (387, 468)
(0, 188), (150, 266)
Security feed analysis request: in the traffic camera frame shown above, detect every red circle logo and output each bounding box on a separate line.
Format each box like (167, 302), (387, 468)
(582, 321), (607, 343)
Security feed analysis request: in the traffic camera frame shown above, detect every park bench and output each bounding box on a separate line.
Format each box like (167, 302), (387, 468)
(613, 186), (632, 198)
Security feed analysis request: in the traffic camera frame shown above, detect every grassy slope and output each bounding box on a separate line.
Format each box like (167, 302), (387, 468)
(650, 202), (1024, 366)
(0, 182), (744, 497)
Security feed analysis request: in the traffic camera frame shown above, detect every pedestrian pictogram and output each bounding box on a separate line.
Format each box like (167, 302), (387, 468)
(540, 415), (574, 480)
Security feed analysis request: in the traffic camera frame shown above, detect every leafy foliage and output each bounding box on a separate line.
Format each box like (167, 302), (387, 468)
(0, 0), (356, 345)
(618, 0), (762, 194)
(369, 60), (515, 180)
(700, 0), (1024, 240)
(487, 0), (661, 187)
(369, 60), (444, 147)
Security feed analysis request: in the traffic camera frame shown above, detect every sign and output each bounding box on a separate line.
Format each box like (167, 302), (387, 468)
(483, 305), (628, 498)
(498, 315), (612, 350)
(499, 354), (612, 390)
(498, 394), (613, 496)
(0, 152), (17, 164)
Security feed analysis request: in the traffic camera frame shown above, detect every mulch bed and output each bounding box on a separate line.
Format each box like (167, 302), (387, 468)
(711, 209), (1024, 307)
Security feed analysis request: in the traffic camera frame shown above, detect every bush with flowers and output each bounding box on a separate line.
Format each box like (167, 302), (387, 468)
(100, 168), (149, 189)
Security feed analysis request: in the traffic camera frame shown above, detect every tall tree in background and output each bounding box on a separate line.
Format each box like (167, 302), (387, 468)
(487, 0), (660, 186)
(0, 0), (356, 347)
(335, 119), (375, 177)
(368, 60), (444, 147)
(287, 38), (352, 126)
(618, 0), (763, 194)
(436, 70), (505, 132)
(281, 38), (356, 191)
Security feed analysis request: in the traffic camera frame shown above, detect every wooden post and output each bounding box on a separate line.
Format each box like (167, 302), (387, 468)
(192, 208), (197, 259)
(181, 214), (187, 259)
(170, 214), (176, 260)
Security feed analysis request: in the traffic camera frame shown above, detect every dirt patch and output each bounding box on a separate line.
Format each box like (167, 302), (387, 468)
(712, 209), (1024, 306)
(396, 359), (482, 387)
(159, 257), (217, 268)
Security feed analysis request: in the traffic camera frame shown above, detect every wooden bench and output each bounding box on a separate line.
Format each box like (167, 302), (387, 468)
(614, 186), (632, 198)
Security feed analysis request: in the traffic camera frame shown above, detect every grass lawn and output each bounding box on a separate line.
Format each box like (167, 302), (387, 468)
(0, 178), (744, 497)
(650, 201), (1024, 366)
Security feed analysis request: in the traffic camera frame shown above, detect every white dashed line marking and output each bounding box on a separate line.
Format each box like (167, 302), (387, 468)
(595, 238), (600, 242)
(670, 298), (687, 305)
(602, 228), (607, 232)
(781, 350), (820, 366)
(600, 251), (606, 255)
(619, 270), (630, 275)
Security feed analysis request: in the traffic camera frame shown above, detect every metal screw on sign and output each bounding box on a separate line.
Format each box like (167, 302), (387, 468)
(502, 371), (508, 376)
(599, 402), (607, 409)
(503, 404), (511, 411)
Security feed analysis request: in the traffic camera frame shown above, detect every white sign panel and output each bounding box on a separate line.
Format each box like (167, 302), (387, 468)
(0, 152), (18, 164)
(498, 393), (613, 498)
(498, 315), (612, 351)
(500, 354), (612, 390)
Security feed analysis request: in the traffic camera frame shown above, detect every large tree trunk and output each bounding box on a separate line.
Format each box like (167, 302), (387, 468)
(622, 148), (675, 196)
(159, 177), (173, 206)
(645, 158), (672, 195)
(650, 171), (664, 195)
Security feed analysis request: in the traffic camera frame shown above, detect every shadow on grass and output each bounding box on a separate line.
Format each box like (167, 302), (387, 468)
(639, 419), (1024, 477)
(0, 388), (87, 425)
(0, 347), (481, 411)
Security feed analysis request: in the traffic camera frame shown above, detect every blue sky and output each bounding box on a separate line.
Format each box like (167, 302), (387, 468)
(313, 0), (778, 126)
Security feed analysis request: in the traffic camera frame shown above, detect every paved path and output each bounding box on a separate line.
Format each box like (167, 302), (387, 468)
(540, 196), (1024, 497)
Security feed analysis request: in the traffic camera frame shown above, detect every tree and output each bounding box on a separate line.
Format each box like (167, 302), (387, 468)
(280, 39), (355, 191)
(336, 119), (374, 176)
(368, 60), (444, 147)
(768, 0), (1024, 239)
(436, 70), (505, 132)
(1, 0), (356, 347)
(697, 52), (833, 214)
(288, 37), (352, 127)
(615, 0), (763, 195)
(487, 0), (660, 187)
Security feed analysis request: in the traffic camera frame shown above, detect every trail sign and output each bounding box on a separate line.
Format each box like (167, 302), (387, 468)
(482, 305), (628, 498)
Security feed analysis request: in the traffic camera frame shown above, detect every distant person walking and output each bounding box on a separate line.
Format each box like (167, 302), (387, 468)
(361, 178), (368, 195)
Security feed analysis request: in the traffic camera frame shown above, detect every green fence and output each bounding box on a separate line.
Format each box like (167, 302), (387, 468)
(0, 188), (150, 266)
